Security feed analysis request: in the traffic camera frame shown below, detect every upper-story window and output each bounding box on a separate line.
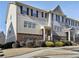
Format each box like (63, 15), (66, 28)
(65, 19), (70, 25)
(66, 19), (70, 25)
(45, 13), (47, 18)
(71, 20), (74, 26)
(77, 22), (79, 26)
(20, 6), (23, 14)
(52, 13), (53, 21)
(41, 12), (44, 17)
(27, 8), (29, 15)
(36, 10), (38, 17)
(78, 22), (79, 26)
(62, 16), (64, 23)
(31, 9), (33, 16)
(73, 21), (75, 26)
(69, 19), (70, 25)
(20, 6), (29, 15)
(75, 21), (77, 26)
(56, 15), (60, 22)
(65, 19), (67, 24)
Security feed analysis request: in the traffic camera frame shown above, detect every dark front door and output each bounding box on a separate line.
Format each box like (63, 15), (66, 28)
(66, 32), (68, 41)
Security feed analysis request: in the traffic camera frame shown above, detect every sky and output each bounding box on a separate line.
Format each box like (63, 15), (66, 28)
(0, 1), (79, 34)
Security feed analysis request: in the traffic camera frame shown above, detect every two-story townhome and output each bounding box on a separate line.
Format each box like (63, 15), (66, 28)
(6, 1), (79, 46)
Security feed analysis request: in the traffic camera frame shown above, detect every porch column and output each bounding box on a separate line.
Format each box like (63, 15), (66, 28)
(48, 12), (53, 41)
(51, 29), (53, 41)
(43, 28), (45, 41)
(68, 31), (70, 41)
(73, 32), (75, 42)
(48, 12), (52, 27)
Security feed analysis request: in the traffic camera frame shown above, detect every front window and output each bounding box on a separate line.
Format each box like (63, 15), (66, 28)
(36, 10), (38, 17)
(54, 25), (61, 32)
(78, 22), (79, 26)
(27, 8), (29, 15)
(66, 19), (71, 25)
(32, 23), (36, 28)
(20, 6), (23, 14)
(28, 22), (31, 28)
(75, 21), (77, 26)
(24, 21), (36, 28)
(69, 19), (70, 25)
(45, 13), (47, 18)
(62, 16), (64, 23)
(65, 19), (67, 24)
(20, 6), (30, 15)
(24, 21), (27, 27)
(31, 9), (33, 16)
(41, 12), (44, 17)
(56, 15), (60, 22)
(71, 20), (75, 26)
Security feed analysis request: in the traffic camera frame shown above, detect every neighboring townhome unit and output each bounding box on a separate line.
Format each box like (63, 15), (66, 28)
(0, 31), (5, 45)
(6, 1), (79, 47)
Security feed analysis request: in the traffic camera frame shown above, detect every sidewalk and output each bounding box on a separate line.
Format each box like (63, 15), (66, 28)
(3, 47), (43, 57)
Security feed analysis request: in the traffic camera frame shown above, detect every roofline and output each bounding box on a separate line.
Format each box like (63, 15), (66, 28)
(66, 17), (79, 22)
(5, 2), (10, 24)
(6, 1), (79, 22)
(9, 1), (48, 12)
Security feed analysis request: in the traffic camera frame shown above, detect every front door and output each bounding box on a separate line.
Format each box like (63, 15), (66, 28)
(66, 32), (68, 41)
(45, 29), (51, 41)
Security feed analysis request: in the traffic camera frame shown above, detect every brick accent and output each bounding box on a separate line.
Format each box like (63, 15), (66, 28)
(17, 33), (43, 42)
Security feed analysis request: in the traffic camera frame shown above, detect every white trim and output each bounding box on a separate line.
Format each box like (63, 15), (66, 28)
(68, 31), (70, 41)
(43, 28), (45, 41)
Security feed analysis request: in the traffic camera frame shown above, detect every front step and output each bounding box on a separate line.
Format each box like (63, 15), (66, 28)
(0, 48), (4, 57)
(71, 41), (78, 46)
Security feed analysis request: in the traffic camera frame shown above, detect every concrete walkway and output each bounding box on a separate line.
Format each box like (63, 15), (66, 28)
(3, 47), (44, 58)
(12, 46), (79, 58)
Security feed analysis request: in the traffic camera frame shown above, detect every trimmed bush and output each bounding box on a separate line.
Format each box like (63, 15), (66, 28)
(55, 41), (64, 47)
(41, 41), (46, 47)
(2, 42), (13, 49)
(45, 41), (54, 47)
(0, 44), (2, 48)
(63, 41), (72, 46)
(19, 41), (26, 47)
(26, 42), (34, 48)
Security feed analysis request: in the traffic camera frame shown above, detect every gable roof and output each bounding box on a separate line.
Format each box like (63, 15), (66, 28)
(52, 5), (64, 15)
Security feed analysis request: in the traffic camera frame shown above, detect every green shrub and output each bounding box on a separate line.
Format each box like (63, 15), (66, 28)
(63, 41), (72, 46)
(2, 42), (14, 49)
(45, 41), (54, 47)
(55, 41), (64, 47)
(41, 41), (46, 47)
(0, 44), (2, 48)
